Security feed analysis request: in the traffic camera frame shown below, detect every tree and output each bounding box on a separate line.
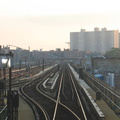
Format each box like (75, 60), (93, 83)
(104, 48), (120, 58)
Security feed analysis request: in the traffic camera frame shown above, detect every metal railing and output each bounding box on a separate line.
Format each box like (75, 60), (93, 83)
(83, 71), (120, 116)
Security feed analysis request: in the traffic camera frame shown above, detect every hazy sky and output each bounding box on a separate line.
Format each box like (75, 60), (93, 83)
(0, 0), (120, 51)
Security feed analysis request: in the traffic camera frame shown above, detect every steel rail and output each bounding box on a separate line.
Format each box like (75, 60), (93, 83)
(19, 67), (57, 120)
(69, 72), (88, 120)
(36, 64), (82, 120)
(52, 73), (63, 120)
(59, 101), (81, 120)
(37, 79), (82, 120)
(84, 72), (120, 99)
(61, 73), (68, 100)
(84, 75), (120, 110)
(84, 71), (120, 98)
(20, 81), (49, 120)
(58, 64), (82, 120)
(69, 76), (75, 100)
(71, 64), (120, 113)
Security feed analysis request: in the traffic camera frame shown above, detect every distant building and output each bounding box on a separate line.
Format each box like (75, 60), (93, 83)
(70, 28), (119, 53)
(56, 48), (61, 51)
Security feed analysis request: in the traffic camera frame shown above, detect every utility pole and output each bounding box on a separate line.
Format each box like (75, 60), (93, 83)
(28, 46), (31, 77)
(42, 58), (44, 71)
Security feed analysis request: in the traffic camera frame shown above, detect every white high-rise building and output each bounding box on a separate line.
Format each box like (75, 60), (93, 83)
(70, 28), (119, 53)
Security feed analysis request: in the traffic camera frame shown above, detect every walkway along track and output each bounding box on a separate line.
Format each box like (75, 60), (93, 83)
(20, 63), (96, 120)
(71, 63), (120, 117)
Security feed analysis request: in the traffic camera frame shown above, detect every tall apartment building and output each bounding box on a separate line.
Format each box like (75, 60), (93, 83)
(70, 28), (119, 53)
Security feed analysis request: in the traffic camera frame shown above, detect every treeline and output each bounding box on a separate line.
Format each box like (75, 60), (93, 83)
(104, 48), (120, 58)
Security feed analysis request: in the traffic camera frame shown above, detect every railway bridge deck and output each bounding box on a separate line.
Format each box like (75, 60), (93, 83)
(18, 64), (120, 120)
(1, 64), (120, 120)
(69, 64), (120, 120)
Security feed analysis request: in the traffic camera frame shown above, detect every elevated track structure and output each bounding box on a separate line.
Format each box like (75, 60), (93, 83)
(71, 64), (120, 117)
(19, 63), (104, 120)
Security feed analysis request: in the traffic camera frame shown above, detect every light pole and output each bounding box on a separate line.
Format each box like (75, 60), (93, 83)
(0, 51), (13, 120)
(5, 52), (13, 120)
(3, 67), (6, 96)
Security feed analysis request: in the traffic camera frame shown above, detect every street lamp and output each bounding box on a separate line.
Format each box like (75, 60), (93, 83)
(2, 57), (9, 97)
(0, 52), (14, 120)
(1, 57), (11, 68)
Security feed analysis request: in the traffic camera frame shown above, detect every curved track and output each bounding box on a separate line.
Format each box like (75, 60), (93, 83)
(20, 63), (94, 120)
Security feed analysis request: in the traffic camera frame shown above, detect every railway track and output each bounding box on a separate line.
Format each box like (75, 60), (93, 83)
(71, 63), (120, 116)
(20, 65), (58, 120)
(20, 63), (95, 120)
